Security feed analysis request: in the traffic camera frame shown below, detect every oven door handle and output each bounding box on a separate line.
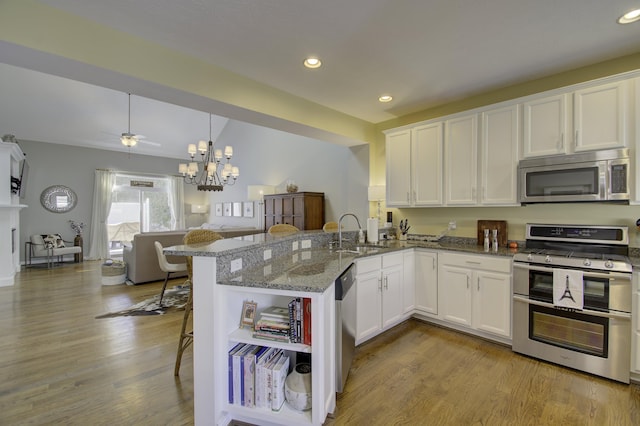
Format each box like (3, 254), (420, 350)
(512, 294), (631, 320)
(513, 262), (630, 281)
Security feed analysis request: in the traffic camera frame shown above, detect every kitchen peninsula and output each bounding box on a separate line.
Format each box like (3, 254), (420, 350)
(165, 230), (517, 425)
(165, 232), (356, 426)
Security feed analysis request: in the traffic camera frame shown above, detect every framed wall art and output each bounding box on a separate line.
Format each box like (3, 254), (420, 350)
(243, 201), (254, 217)
(233, 202), (242, 217)
(215, 203), (223, 217)
(223, 202), (232, 216)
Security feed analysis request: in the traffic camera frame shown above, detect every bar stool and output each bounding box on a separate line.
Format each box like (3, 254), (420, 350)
(174, 229), (223, 376)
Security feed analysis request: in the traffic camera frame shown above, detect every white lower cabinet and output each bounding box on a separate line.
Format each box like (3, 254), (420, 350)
(414, 249), (438, 317)
(355, 252), (405, 345)
(438, 252), (511, 339)
(632, 272), (640, 376)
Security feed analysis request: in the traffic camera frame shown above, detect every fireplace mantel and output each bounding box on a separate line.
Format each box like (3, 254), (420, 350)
(0, 140), (26, 286)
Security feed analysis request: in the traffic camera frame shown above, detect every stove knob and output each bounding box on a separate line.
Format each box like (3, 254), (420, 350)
(605, 260), (614, 269)
(583, 259), (591, 267)
(545, 255), (552, 263)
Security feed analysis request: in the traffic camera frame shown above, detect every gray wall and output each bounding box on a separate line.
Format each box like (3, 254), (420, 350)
(195, 120), (369, 230)
(18, 124), (368, 261)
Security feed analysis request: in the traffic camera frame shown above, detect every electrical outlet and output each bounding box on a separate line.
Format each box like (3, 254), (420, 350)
(449, 221), (457, 230)
(230, 258), (242, 272)
(264, 249), (272, 261)
(301, 239), (311, 249)
(292, 241), (299, 251)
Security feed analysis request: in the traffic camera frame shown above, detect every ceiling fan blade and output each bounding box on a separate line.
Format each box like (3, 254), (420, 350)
(139, 139), (161, 147)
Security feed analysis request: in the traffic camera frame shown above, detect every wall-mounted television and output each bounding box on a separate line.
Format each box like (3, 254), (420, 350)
(11, 158), (28, 199)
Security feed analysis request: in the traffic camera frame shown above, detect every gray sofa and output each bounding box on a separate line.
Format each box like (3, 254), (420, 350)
(123, 227), (261, 285)
(123, 231), (189, 285)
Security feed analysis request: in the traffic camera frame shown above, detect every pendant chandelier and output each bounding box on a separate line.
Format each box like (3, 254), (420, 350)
(121, 93), (138, 148)
(179, 114), (239, 191)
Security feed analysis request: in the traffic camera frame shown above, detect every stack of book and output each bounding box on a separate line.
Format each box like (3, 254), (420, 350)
(252, 300), (312, 344)
(253, 306), (291, 342)
(288, 297), (312, 345)
(228, 343), (290, 411)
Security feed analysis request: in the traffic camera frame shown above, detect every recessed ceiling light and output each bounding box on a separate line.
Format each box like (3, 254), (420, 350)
(378, 95), (393, 103)
(618, 8), (640, 24)
(303, 57), (322, 69)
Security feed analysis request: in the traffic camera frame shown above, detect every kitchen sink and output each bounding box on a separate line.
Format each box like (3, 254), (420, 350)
(336, 245), (381, 255)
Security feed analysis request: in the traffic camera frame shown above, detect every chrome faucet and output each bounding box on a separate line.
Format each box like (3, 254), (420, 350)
(338, 213), (362, 249)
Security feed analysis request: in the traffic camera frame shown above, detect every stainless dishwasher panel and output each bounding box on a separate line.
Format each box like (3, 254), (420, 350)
(335, 262), (356, 393)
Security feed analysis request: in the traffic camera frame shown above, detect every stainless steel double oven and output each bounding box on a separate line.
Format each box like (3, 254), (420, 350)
(512, 224), (632, 383)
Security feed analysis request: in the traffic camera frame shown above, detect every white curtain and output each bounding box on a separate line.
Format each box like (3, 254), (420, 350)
(169, 175), (185, 230)
(87, 169), (116, 260)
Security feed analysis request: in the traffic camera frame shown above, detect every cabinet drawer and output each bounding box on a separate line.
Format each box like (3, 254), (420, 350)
(439, 252), (511, 273)
(356, 256), (381, 274)
(382, 252), (403, 269)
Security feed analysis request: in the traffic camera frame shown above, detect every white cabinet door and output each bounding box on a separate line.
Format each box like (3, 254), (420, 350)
(403, 250), (416, 315)
(480, 105), (519, 205)
(522, 94), (568, 158)
(415, 250), (438, 316)
(386, 129), (412, 207)
(473, 270), (511, 338)
(438, 264), (472, 327)
(445, 114), (478, 205)
(381, 264), (404, 328)
(412, 122), (443, 206)
(632, 272), (640, 374)
(573, 80), (628, 152)
(356, 269), (382, 343)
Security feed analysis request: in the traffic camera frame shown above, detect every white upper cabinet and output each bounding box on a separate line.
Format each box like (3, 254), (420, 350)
(444, 114), (478, 205)
(385, 129), (412, 206)
(573, 80), (628, 152)
(412, 123), (443, 206)
(523, 80), (629, 158)
(385, 123), (443, 207)
(522, 94), (569, 158)
(480, 104), (520, 205)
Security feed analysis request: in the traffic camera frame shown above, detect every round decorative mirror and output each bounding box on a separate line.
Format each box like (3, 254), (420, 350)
(40, 185), (78, 213)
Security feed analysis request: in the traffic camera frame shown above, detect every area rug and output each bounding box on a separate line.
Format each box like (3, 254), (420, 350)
(96, 284), (190, 318)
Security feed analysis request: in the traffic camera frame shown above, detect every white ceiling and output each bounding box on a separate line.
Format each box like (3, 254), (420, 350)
(2, 0), (640, 158)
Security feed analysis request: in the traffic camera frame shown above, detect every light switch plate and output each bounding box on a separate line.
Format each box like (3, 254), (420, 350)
(264, 249), (272, 261)
(292, 241), (299, 251)
(301, 239), (311, 249)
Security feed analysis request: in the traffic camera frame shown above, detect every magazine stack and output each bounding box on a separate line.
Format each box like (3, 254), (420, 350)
(253, 306), (290, 342)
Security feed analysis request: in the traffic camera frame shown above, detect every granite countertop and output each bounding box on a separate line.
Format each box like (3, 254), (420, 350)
(221, 248), (358, 293)
(215, 238), (519, 293)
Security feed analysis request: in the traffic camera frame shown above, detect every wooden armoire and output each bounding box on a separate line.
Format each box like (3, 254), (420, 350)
(263, 192), (325, 231)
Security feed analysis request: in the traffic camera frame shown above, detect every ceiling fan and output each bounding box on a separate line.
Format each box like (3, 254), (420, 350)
(120, 93), (160, 148)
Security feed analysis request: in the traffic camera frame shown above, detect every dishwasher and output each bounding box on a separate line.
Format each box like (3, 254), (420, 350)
(335, 262), (356, 393)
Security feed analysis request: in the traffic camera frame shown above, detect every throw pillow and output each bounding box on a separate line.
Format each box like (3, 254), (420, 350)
(42, 234), (65, 249)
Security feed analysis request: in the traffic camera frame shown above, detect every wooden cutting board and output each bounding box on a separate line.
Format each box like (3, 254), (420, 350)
(477, 220), (508, 247)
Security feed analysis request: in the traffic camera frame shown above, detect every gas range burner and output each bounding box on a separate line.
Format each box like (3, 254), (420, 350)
(514, 249), (632, 272)
(514, 223), (632, 273)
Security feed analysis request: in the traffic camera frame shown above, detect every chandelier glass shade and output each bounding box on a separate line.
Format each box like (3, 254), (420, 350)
(179, 114), (239, 191)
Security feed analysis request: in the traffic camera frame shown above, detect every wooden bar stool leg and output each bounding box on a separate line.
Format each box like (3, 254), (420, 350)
(174, 284), (194, 376)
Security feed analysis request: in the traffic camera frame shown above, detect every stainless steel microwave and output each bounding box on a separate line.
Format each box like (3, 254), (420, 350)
(518, 148), (630, 204)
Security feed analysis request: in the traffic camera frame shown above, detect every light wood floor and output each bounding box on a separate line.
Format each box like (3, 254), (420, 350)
(2, 261), (639, 425)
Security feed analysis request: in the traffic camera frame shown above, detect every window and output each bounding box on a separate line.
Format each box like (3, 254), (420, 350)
(107, 173), (174, 255)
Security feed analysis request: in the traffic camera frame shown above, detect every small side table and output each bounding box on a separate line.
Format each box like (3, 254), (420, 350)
(74, 235), (83, 263)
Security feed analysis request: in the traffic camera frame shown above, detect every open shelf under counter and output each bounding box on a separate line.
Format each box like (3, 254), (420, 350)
(193, 254), (336, 426)
(229, 327), (312, 353)
(224, 399), (313, 426)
